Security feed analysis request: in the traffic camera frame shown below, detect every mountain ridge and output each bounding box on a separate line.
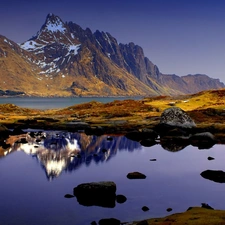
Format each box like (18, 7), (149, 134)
(0, 13), (223, 97)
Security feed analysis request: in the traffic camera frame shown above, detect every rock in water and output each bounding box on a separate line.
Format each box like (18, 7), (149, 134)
(142, 206), (149, 211)
(127, 172), (146, 179)
(98, 218), (120, 225)
(200, 170), (225, 183)
(116, 195), (127, 204)
(160, 107), (196, 129)
(190, 132), (216, 149)
(73, 181), (117, 208)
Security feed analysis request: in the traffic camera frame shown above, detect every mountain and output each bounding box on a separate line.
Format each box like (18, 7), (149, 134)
(0, 13), (224, 96)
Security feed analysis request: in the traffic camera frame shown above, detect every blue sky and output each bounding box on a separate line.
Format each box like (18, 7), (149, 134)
(1, 0), (225, 82)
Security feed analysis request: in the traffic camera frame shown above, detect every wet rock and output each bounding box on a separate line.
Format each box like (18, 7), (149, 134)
(150, 158), (157, 161)
(201, 203), (214, 210)
(142, 206), (149, 211)
(98, 218), (120, 225)
(91, 221), (97, 225)
(73, 181), (116, 208)
(190, 132), (216, 149)
(200, 170), (225, 183)
(126, 129), (158, 142)
(141, 128), (158, 139)
(125, 131), (142, 142)
(127, 172), (146, 179)
(140, 139), (156, 147)
(160, 107), (196, 129)
(116, 195), (127, 204)
(208, 156), (215, 160)
(64, 194), (74, 198)
(167, 208), (173, 212)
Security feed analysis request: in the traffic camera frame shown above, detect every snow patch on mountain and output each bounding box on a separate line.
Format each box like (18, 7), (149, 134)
(4, 39), (13, 46)
(66, 44), (81, 56)
(20, 40), (45, 51)
(45, 22), (66, 33)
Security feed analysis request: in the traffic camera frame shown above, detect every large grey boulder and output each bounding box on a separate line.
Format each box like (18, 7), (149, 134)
(160, 107), (196, 129)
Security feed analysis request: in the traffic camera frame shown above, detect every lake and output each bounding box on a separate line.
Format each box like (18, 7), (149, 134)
(0, 130), (225, 225)
(0, 97), (142, 110)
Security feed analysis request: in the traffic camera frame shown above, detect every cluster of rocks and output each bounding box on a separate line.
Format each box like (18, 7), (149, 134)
(65, 181), (127, 208)
(125, 107), (217, 151)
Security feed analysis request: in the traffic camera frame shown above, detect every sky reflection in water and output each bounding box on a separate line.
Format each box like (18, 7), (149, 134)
(0, 131), (225, 225)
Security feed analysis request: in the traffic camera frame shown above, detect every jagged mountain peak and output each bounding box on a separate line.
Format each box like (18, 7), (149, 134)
(4, 13), (223, 97)
(41, 13), (66, 33)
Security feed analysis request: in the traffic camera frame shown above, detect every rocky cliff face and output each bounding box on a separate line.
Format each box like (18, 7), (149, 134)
(0, 13), (224, 96)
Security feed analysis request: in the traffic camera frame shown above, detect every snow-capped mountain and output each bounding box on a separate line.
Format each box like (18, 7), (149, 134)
(0, 13), (224, 96)
(20, 14), (81, 76)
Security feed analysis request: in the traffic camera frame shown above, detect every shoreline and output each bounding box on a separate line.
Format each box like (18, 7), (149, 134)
(129, 207), (225, 225)
(1, 90), (225, 224)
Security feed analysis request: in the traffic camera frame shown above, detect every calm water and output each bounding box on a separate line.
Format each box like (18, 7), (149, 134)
(1, 131), (225, 225)
(0, 97), (141, 110)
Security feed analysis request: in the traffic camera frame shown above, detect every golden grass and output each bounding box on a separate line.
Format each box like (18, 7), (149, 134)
(131, 207), (225, 225)
(0, 89), (225, 129)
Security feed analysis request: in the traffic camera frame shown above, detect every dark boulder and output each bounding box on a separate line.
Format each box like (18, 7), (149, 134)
(73, 181), (116, 208)
(140, 139), (156, 147)
(64, 194), (74, 198)
(208, 156), (215, 160)
(98, 218), (120, 225)
(200, 170), (225, 183)
(141, 128), (158, 139)
(125, 131), (143, 142)
(116, 194), (127, 204)
(127, 172), (146, 179)
(190, 132), (216, 149)
(142, 206), (149, 211)
(125, 129), (158, 142)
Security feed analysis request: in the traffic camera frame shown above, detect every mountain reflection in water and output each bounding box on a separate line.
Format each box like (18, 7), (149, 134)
(4, 131), (141, 180)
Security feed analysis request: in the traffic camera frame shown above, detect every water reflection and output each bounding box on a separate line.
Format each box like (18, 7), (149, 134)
(1, 131), (141, 180)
